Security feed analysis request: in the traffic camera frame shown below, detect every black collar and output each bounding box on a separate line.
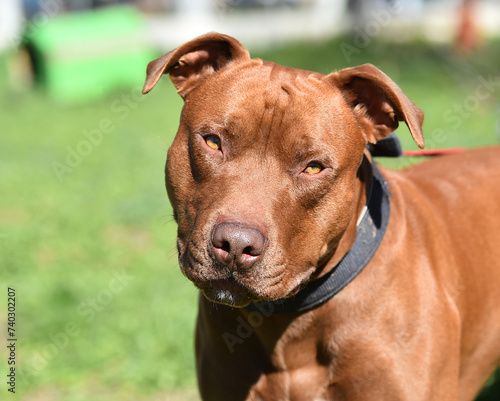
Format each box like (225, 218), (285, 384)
(244, 161), (391, 314)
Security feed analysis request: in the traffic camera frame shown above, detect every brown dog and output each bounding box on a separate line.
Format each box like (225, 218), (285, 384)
(143, 33), (500, 401)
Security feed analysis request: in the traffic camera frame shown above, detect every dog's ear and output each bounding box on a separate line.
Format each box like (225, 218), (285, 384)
(329, 64), (424, 149)
(142, 32), (250, 98)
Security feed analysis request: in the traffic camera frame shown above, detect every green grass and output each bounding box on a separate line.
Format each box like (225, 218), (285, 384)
(1, 36), (499, 400)
(0, 76), (198, 399)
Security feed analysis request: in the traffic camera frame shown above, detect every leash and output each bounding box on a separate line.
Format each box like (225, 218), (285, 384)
(402, 148), (467, 157)
(369, 133), (467, 158)
(244, 161), (391, 314)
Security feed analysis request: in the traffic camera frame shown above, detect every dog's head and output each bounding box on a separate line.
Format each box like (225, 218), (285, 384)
(143, 33), (424, 307)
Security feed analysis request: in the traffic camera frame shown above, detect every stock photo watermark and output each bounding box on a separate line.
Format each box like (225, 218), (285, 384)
(6, 287), (17, 394)
(340, 1), (402, 63)
(444, 74), (500, 129)
(18, 269), (134, 386)
(51, 86), (146, 182)
(223, 301), (284, 353)
(8, 0), (64, 47)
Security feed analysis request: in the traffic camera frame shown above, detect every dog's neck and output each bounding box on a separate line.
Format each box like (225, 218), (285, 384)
(316, 151), (374, 276)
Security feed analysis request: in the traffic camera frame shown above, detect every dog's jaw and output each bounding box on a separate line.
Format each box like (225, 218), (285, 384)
(198, 278), (255, 307)
(181, 252), (318, 307)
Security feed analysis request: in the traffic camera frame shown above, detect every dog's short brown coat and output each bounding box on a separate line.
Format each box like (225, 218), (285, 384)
(144, 33), (500, 401)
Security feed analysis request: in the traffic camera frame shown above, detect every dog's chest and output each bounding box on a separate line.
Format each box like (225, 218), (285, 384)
(249, 364), (332, 401)
(247, 330), (335, 400)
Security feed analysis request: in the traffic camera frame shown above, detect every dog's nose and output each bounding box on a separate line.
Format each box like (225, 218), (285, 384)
(211, 222), (267, 271)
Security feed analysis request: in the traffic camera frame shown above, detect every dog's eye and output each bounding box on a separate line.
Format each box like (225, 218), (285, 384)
(303, 162), (323, 175)
(205, 136), (221, 151)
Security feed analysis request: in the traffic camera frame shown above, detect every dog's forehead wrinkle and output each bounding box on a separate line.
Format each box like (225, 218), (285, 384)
(255, 66), (322, 152)
(194, 66), (334, 147)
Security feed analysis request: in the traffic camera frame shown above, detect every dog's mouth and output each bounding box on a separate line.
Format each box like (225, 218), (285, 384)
(189, 267), (315, 308)
(179, 240), (317, 307)
(194, 277), (257, 306)
(178, 242), (262, 306)
(197, 277), (245, 293)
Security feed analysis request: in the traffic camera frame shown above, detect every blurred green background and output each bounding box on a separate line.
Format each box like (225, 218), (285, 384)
(1, 2), (500, 401)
